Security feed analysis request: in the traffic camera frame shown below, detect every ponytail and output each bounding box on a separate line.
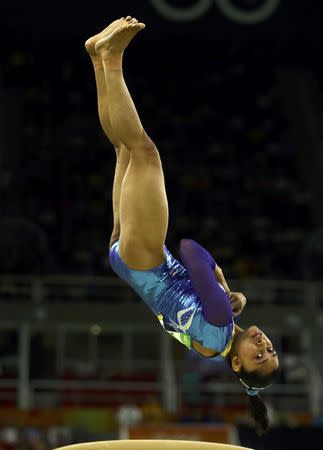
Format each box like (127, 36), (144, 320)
(247, 392), (270, 436)
(239, 376), (271, 435)
(236, 371), (278, 435)
(225, 353), (279, 435)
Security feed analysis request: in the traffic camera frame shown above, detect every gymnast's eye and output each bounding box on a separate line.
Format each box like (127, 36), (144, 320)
(268, 347), (277, 356)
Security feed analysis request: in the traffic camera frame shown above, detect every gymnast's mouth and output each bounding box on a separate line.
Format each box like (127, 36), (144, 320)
(251, 331), (263, 339)
(248, 326), (263, 339)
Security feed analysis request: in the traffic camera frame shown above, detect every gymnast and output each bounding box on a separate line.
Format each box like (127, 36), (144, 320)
(85, 16), (279, 435)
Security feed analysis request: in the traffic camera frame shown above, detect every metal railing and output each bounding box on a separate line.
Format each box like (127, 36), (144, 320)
(0, 274), (137, 303)
(0, 274), (322, 306)
(0, 372), (318, 414)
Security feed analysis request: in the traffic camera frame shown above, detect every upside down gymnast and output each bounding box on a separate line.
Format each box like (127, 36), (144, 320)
(85, 16), (280, 435)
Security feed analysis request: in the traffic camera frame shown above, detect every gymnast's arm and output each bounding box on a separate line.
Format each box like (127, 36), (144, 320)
(214, 264), (231, 294)
(214, 264), (246, 317)
(178, 239), (233, 327)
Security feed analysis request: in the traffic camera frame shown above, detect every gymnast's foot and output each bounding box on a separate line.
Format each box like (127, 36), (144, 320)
(85, 16), (134, 59)
(95, 18), (145, 59)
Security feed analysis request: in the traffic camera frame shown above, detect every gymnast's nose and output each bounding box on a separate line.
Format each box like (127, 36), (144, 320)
(256, 336), (265, 345)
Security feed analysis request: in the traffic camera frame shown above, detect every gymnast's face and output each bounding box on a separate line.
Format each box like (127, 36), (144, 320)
(231, 325), (279, 375)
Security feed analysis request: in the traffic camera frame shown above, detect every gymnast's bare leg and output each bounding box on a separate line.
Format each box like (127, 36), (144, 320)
(85, 17), (133, 248)
(95, 18), (169, 269)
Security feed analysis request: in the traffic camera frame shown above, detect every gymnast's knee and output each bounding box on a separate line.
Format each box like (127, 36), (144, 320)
(128, 134), (158, 156)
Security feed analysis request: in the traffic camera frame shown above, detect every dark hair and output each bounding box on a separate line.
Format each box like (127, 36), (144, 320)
(247, 393), (270, 436)
(226, 359), (279, 435)
(239, 368), (279, 435)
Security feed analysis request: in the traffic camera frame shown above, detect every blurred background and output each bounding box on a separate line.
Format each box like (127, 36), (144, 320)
(0, 1), (323, 449)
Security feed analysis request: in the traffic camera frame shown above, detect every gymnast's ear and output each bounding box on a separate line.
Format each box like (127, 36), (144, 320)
(231, 355), (241, 373)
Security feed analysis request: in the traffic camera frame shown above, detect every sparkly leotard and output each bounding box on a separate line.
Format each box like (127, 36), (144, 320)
(109, 239), (234, 360)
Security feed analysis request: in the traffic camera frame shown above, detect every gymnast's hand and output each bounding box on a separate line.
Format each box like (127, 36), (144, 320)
(229, 291), (247, 317)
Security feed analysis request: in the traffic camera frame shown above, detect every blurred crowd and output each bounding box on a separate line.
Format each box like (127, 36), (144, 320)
(0, 423), (71, 450)
(0, 41), (320, 280)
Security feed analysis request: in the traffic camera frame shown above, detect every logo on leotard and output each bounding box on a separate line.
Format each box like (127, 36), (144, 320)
(157, 314), (191, 349)
(168, 306), (197, 332)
